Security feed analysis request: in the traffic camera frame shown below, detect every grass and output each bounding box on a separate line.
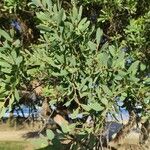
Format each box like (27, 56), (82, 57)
(0, 141), (33, 150)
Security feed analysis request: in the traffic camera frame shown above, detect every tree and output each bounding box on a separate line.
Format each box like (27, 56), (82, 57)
(0, 0), (149, 149)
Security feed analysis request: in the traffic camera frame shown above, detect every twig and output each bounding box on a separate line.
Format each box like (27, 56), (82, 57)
(38, 109), (54, 134)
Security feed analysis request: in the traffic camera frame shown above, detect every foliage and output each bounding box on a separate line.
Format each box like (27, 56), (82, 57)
(2, 0), (29, 13)
(0, 0), (150, 149)
(0, 29), (28, 117)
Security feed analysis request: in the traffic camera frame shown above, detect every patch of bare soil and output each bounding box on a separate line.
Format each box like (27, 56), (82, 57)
(0, 130), (29, 141)
(0, 122), (40, 141)
(0, 123), (149, 150)
(109, 132), (150, 150)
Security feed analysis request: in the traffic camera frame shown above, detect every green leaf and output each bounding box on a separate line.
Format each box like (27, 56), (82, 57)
(14, 88), (20, 101)
(69, 56), (76, 66)
(101, 85), (113, 96)
(78, 6), (83, 21)
(0, 102), (4, 108)
(70, 108), (79, 119)
(88, 41), (97, 51)
(11, 50), (17, 61)
(61, 123), (70, 133)
(82, 21), (90, 31)
(1, 68), (12, 73)
(128, 60), (140, 75)
(109, 45), (116, 56)
(72, 6), (78, 23)
(9, 94), (14, 111)
(144, 78), (150, 84)
(45, 0), (52, 10)
(118, 70), (127, 76)
(57, 9), (64, 24)
(80, 92), (89, 98)
(101, 98), (108, 106)
(0, 29), (12, 42)
(97, 53), (108, 67)
(0, 61), (12, 68)
(129, 76), (140, 82)
(78, 18), (87, 29)
(78, 77), (88, 91)
(113, 51), (125, 69)
(0, 107), (6, 118)
(36, 12), (50, 21)
(46, 129), (55, 140)
(140, 63), (146, 71)
(37, 25), (51, 32)
(31, 0), (42, 7)
(120, 92), (127, 101)
(82, 85), (88, 92)
(64, 100), (72, 107)
(144, 97), (150, 104)
(55, 54), (64, 63)
(89, 102), (104, 111)
(60, 69), (68, 76)
(96, 28), (103, 46)
(16, 56), (23, 66)
(12, 39), (21, 47)
(0, 54), (14, 64)
(115, 75), (122, 81)
(81, 104), (91, 111)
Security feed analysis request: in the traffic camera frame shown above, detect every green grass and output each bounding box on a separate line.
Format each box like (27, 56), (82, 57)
(0, 141), (33, 150)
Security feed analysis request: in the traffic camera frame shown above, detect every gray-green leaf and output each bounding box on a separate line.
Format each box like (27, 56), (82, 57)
(96, 28), (103, 46)
(46, 129), (55, 140)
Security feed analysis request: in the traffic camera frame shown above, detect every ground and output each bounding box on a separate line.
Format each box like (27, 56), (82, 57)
(0, 123), (37, 150)
(0, 141), (33, 150)
(0, 123), (149, 150)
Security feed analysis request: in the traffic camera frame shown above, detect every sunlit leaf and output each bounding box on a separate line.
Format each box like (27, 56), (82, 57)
(101, 85), (113, 96)
(128, 60), (140, 75)
(88, 41), (97, 51)
(46, 129), (55, 140)
(14, 88), (20, 101)
(89, 102), (104, 111)
(0, 29), (12, 42)
(96, 28), (103, 46)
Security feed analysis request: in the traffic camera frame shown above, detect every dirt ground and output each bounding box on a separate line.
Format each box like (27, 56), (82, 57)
(0, 122), (40, 140)
(0, 123), (149, 150)
(0, 130), (28, 141)
(108, 132), (150, 150)
(0, 130), (149, 150)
